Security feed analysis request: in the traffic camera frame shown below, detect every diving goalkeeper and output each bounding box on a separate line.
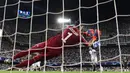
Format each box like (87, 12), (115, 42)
(5, 24), (101, 68)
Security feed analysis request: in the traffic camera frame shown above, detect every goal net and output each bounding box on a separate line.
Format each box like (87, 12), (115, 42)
(0, 0), (130, 73)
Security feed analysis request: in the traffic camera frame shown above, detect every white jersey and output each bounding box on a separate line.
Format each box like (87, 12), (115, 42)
(89, 49), (97, 64)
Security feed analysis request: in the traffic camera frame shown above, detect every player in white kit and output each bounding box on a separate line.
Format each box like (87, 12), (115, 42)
(89, 47), (97, 71)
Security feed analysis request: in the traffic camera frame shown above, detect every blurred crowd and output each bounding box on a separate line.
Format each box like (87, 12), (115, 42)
(0, 20), (130, 71)
(0, 39), (130, 71)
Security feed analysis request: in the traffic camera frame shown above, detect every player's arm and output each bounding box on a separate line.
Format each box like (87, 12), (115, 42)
(81, 31), (96, 46)
(87, 29), (101, 47)
(76, 28), (90, 46)
(88, 36), (97, 47)
(81, 35), (89, 46)
(82, 31), (89, 36)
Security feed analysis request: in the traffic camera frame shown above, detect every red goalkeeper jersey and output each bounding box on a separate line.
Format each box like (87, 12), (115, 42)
(30, 26), (89, 58)
(13, 26), (88, 59)
(13, 26), (97, 67)
(46, 26), (88, 47)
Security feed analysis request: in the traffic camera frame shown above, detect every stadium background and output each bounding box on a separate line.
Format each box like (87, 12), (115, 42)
(0, 0), (130, 72)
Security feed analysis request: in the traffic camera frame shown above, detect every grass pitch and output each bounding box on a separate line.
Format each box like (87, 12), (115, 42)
(0, 71), (129, 73)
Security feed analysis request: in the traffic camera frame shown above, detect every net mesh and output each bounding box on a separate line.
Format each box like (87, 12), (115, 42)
(0, 0), (130, 73)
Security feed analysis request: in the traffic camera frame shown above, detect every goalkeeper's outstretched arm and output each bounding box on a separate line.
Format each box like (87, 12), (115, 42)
(85, 29), (101, 47)
(88, 36), (97, 47)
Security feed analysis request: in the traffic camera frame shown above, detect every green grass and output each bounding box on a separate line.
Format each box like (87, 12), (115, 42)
(0, 71), (130, 73)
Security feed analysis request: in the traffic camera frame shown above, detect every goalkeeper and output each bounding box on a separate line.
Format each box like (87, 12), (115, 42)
(5, 24), (101, 68)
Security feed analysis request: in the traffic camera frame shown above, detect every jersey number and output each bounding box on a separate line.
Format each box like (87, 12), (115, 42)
(62, 32), (72, 43)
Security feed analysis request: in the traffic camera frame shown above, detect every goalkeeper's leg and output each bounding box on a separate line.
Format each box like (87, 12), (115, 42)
(13, 42), (45, 60)
(15, 54), (45, 67)
(4, 48), (45, 64)
(92, 64), (96, 71)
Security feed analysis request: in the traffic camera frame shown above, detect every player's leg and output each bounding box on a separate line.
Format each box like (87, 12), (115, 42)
(124, 63), (127, 72)
(14, 47), (61, 68)
(91, 58), (96, 71)
(15, 54), (45, 67)
(93, 57), (97, 72)
(13, 42), (45, 59)
(4, 42), (46, 65)
(93, 63), (96, 71)
(15, 50), (61, 68)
